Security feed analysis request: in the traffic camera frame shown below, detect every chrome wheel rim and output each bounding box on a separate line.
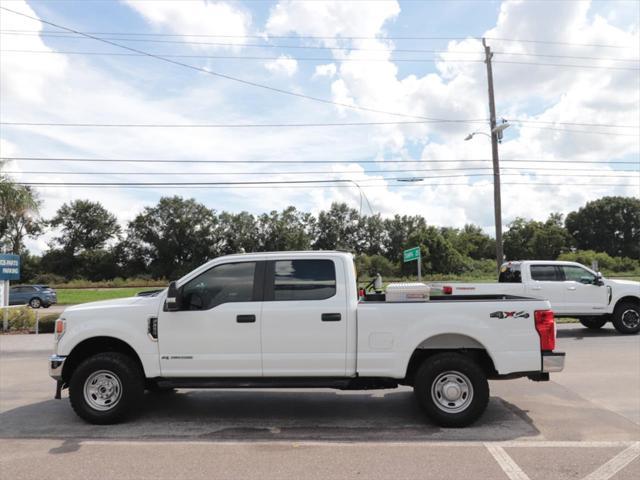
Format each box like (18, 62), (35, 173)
(621, 309), (640, 329)
(431, 370), (474, 414)
(30, 299), (40, 308)
(83, 370), (122, 411)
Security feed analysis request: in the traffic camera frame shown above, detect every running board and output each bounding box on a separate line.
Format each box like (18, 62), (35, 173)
(153, 377), (398, 391)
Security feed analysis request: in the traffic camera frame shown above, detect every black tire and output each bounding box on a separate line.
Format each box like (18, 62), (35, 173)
(29, 298), (41, 309)
(69, 352), (144, 424)
(612, 301), (640, 335)
(579, 317), (607, 330)
(413, 353), (489, 428)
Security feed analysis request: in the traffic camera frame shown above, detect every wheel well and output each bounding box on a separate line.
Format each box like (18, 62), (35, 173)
(404, 348), (497, 386)
(614, 296), (640, 311)
(61, 337), (144, 384)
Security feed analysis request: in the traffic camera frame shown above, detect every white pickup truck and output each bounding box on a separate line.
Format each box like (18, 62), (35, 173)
(435, 260), (640, 334)
(49, 251), (564, 427)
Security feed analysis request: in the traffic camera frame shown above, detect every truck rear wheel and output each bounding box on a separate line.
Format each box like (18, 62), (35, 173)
(579, 317), (607, 330)
(612, 302), (640, 335)
(413, 353), (489, 428)
(69, 352), (144, 424)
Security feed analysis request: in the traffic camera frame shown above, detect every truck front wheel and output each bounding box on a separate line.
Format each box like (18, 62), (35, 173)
(579, 317), (607, 330)
(69, 352), (144, 424)
(612, 302), (640, 335)
(413, 353), (489, 428)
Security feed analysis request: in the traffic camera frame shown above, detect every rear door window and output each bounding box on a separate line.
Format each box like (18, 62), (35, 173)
(530, 265), (562, 281)
(499, 263), (521, 283)
(270, 259), (336, 301)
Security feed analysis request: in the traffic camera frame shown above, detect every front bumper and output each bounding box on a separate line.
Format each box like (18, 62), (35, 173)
(542, 351), (565, 373)
(49, 355), (66, 380)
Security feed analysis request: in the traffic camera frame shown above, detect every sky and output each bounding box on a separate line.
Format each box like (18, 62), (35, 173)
(0, 0), (639, 254)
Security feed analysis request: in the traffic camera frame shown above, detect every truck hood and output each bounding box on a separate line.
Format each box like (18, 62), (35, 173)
(62, 295), (161, 314)
(606, 278), (640, 288)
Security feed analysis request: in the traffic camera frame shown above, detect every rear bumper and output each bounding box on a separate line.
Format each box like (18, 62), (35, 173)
(49, 355), (66, 381)
(542, 351), (565, 373)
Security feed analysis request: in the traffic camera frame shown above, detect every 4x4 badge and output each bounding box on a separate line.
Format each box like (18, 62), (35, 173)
(490, 311), (530, 319)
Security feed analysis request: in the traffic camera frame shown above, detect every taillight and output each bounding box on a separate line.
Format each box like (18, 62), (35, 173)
(534, 310), (555, 351)
(442, 286), (453, 295)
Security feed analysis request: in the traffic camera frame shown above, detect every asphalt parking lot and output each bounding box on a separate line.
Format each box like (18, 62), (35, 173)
(0, 324), (638, 480)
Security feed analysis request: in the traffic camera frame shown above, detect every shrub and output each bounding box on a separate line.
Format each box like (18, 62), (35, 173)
(557, 250), (640, 273)
(1, 306), (35, 332)
(36, 313), (59, 333)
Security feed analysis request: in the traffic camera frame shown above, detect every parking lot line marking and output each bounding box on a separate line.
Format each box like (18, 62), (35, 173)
(582, 442), (640, 480)
(485, 444), (531, 480)
(75, 440), (636, 448)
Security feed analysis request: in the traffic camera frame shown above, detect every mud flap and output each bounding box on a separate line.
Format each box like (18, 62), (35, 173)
(55, 380), (63, 399)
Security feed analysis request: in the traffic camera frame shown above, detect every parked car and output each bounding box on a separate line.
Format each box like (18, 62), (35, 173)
(433, 260), (640, 334)
(49, 251), (564, 426)
(9, 284), (57, 309)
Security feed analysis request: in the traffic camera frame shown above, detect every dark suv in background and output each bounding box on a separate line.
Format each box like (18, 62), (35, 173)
(9, 285), (57, 309)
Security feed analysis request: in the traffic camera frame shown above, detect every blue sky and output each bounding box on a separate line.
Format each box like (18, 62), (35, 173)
(0, 0), (638, 253)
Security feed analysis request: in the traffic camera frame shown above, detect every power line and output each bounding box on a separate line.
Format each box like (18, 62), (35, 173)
(2, 28), (637, 49)
(3, 47), (638, 63)
(2, 48), (638, 70)
(5, 167), (637, 176)
(4, 32), (639, 67)
(10, 182), (636, 190)
(3, 157), (639, 165)
(2, 119), (636, 136)
(0, 7), (480, 124)
(0, 120), (487, 128)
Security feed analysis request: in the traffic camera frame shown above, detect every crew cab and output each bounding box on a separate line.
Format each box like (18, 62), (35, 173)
(49, 251), (564, 427)
(434, 260), (640, 334)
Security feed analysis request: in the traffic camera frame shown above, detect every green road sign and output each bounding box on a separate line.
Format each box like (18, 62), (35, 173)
(403, 246), (420, 263)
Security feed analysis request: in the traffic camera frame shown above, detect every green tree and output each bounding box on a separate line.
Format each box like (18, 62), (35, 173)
(504, 214), (571, 260)
(442, 224), (495, 260)
(218, 211), (260, 254)
(258, 206), (315, 251)
(383, 214), (427, 263)
(360, 214), (387, 256)
(565, 196), (640, 258)
(124, 196), (220, 279)
(313, 203), (362, 251)
(0, 175), (42, 254)
(49, 200), (120, 255)
(408, 225), (470, 274)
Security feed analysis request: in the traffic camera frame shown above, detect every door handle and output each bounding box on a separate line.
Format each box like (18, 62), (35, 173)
(236, 314), (256, 323)
(321, 313), (342, 322)
(567, 286), (576, 291)
(530, 286), (542, 291)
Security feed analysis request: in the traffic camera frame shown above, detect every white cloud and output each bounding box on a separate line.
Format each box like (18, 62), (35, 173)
(121, 0), (251, 50)
(313, 63), (337, 79)
(264, 55), (298, 77)
(1, 0), (638, 258)
(0, 1), (67, 103)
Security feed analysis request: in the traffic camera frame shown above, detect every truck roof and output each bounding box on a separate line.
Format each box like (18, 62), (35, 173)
(209, 250), (354, 262)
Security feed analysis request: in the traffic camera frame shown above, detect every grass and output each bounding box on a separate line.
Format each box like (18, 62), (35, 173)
(56, 287), (160, 305)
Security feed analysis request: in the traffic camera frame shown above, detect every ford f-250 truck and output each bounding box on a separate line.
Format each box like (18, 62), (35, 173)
(434, 260), (640, 334)
(49, 251), (564, 427)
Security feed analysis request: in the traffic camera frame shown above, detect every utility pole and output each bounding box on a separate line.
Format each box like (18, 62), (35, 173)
(482, 38), (504, 271)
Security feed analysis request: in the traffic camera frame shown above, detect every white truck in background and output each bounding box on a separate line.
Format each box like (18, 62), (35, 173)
(49, 251), (564, 427)
(434, 260), (640, 334)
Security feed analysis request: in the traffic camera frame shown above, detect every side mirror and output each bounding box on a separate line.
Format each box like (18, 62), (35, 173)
(595, 273), (604, 286)
(165, 281), (181, 311)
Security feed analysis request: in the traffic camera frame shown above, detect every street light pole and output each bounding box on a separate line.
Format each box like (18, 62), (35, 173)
(482, 38), (504, 271)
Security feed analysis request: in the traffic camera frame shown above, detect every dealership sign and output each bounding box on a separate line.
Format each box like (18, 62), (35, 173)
(0, 254), (20, 281)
